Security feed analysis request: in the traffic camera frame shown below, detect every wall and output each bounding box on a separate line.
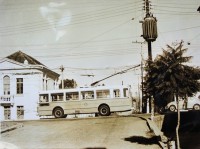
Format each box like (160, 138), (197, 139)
(0, 60), (58, 120)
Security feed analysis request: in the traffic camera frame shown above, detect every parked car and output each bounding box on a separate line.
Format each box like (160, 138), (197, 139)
(166, 97), (200, 112)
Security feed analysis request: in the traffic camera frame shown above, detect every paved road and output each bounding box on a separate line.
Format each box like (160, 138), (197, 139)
(1, 116), (161, 149)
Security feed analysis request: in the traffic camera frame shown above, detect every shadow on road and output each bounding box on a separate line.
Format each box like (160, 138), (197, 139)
(124, 136), (159, 145)
(83, 147), (106, 149)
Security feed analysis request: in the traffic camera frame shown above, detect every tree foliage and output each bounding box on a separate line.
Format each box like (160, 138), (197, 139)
(59, 79), (77, 89)
(144, 42), (200, 107)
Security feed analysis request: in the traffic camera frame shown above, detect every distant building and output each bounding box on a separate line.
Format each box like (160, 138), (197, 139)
(0, 51), (59, 120)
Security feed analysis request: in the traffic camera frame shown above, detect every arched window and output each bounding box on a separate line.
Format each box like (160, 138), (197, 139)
(3, 75), (10, 95)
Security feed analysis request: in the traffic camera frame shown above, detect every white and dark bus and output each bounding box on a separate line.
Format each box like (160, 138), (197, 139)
(37, 86), (133, 118)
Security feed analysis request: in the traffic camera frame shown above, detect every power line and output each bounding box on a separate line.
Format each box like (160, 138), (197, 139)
(151, 4), (197, 10)
(0, 35), (141, 47)
(31, 48), (141, 60)
(154, 1), (198, 6)
(68, 19), (133, 51)
(52, 64), (141, 71)
(153, 8), (197, 14)
(0, 0), (143, 11)
(65, 13), (143, 53)
(0, 3), (142, 34)
(160, 25), (200, 34)
(0, 10), (140, 36)
(188, 33), (200, 43)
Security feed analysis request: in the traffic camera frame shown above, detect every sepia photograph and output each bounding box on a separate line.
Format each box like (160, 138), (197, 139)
(0, 0), (200, 149)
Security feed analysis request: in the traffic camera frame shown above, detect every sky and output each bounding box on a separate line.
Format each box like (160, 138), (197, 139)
(0, 0), (200, 92)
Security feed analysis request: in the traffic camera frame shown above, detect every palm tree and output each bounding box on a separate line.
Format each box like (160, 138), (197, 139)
(144, 41), (200, 148)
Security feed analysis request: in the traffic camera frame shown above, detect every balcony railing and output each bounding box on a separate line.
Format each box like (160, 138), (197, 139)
(0, 95), (14, 105)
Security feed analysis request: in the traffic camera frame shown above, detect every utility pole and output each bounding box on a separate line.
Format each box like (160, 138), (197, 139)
(144, 0), (153, 61)
(60, 65), (64, 89)
(140, 0), (158, 115)
(132, 41), (146, 112)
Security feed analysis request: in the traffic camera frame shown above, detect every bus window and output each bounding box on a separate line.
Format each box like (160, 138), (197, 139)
(81, 91), (94, 99)
(113, 89), (120, 98)
(96, 90), (110, 99)
(51, 93), (64, 101)
(123, 88), (129, 97)
(39, 94), (49, 102)
(66, 92), (79, 100)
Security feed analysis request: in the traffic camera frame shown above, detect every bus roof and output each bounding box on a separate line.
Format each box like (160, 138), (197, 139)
(39, 85), (130, 94)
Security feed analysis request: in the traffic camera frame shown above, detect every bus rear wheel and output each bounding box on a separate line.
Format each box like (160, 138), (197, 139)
(99, 105), (110, 116)
(53, 107), (64, 118)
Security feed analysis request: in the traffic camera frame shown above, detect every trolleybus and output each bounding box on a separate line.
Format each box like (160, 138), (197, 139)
(37, 86), (133, 118)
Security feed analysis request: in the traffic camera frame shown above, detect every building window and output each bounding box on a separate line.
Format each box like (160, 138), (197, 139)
(17, 106), (24, 119)
(3, 76), (10, 95)
(17, 78), (23, 94)
(4, 106), (11, 120)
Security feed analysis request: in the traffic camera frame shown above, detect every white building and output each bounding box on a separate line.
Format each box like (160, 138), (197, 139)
(0, 51), (60, 120)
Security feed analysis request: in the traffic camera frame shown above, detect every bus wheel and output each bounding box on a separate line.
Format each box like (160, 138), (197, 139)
(53, 107), (64, 118)
(99, 105), (110, 116)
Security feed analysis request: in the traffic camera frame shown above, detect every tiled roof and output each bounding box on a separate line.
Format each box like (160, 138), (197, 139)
(6, 50), (44, 66)
(6, 50), (60, 79)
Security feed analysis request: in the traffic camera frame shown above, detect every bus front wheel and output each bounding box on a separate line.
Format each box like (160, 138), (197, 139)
(53, 107), (64, 118)
(99, 105), (110, 116)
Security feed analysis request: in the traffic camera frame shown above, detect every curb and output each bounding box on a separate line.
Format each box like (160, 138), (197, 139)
(146, 118), (168, 149)
(0, 123), (23, 133)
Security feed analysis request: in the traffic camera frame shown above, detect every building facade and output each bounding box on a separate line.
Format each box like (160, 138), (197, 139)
(0, 51), (59, 120)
